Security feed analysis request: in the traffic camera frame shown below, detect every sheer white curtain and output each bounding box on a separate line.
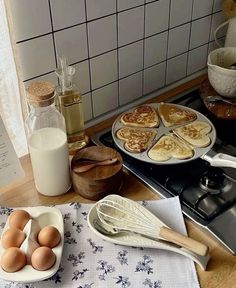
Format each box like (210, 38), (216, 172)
(0, 0), (28, 157)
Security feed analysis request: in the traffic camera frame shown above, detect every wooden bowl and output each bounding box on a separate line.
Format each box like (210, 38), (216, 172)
(71, 146), (123, 200)
(199, 79), (236, 120)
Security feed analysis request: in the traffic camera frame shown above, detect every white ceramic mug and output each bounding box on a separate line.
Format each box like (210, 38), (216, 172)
(207, 47), (236, 98)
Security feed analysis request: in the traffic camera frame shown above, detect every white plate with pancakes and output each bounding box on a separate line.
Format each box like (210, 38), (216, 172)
(112, 102), (217, 165)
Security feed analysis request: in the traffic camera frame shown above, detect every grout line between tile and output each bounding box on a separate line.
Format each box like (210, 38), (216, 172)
(116, 0), (120, 106)
(141, 2), (146, 96)
(186, 0), (194, 76)
(84, 0), (94, 117)
(48, 0), (58, 71)
(23, 70), (56, 83)
(164, 0), (171, 86)
(207, 1), (215, 54)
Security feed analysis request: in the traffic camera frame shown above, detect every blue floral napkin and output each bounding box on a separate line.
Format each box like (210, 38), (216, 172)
(0, 197), (199, 288)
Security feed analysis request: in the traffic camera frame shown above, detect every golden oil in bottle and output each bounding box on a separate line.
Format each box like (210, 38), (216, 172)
(55, 57), (87, 154)
(57, 87), (87, 153)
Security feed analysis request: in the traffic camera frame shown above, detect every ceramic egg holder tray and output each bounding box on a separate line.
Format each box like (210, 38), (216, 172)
(0, 206), (64, 283)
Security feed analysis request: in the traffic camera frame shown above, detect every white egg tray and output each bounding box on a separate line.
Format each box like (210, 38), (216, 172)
(0, 206), (64, 283)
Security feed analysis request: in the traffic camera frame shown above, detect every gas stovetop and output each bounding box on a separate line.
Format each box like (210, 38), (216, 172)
(91, 88), (236, 254)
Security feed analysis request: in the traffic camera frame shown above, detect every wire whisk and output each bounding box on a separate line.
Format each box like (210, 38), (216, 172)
(96, 194), (209, 256)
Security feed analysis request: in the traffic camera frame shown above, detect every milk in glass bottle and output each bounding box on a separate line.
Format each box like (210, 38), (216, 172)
(25, 81), (71, 196)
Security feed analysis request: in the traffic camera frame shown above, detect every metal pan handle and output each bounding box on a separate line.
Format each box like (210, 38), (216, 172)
(202, 153), (236, 168)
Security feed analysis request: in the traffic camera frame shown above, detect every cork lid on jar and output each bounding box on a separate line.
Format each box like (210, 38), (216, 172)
(26, 81), (55, 107)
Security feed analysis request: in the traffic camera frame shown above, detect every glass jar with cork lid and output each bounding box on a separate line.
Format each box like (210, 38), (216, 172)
(25, 81), (71, 196)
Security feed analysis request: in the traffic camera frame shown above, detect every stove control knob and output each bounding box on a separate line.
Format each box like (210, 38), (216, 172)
(200, 167), (225, 192)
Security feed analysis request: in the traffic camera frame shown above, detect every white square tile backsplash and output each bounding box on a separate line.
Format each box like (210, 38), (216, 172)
(74, 60), (91, 95)
(119, 72), (143, 106)
(90, 50), (118, 90)
(168, 23), (190, 58)
(170, 0), (193, 28)
(213, 0), (222, 12)
(92, 82), (118, 117)
(24, 72), (58, 87)
(50, 0), (86, 30)
(88, 15), (117, 57)
(190, 16), (211, 49)
(143, 62), (166, 95)
(86, 0), (116, 21)
(187, 44), (208, 75)
(166, 53), (188, 85)
(192, 0), (214, 20)
(119, 40), (143, 78)
(54, 25), (88, 65)
(145, 0), (169, 37)
(118, 6), (144, 46)
(144, 31), (168, 68)
(17, 35), (55, 80)
(117, 0), (144, 12)
(11, 0), (224, 125)
(10, 0), (51, 42)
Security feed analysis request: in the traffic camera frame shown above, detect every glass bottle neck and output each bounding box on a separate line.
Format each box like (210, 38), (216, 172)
(57, 84), (79, 96)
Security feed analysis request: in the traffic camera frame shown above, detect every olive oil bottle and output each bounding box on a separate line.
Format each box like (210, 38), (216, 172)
(55, 57), (87, 154)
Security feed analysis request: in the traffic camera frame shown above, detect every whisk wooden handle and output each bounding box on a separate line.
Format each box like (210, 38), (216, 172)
(159, 227), (209, 256)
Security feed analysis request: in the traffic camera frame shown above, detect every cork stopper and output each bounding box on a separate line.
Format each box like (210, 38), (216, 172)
(26, 81), (55, 107)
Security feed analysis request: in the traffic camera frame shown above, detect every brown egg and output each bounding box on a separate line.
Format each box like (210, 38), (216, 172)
(1, 227), (25, 249)
(37, 226), (61, 248)
(31, 246), (56, 271)
(8, 210), (31, 230)
(1, 247), (26, 272)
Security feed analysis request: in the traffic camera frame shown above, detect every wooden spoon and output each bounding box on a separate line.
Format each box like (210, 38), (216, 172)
(73, 158), (118, 173)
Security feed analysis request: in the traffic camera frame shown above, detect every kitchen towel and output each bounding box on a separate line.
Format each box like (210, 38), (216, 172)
(0, 196), (199, 288)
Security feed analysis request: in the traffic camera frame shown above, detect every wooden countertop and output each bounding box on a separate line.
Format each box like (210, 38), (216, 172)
(1, 74), (236, 288)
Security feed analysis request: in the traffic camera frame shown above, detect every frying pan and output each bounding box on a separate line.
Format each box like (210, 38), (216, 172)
(112, 103), (236, 168)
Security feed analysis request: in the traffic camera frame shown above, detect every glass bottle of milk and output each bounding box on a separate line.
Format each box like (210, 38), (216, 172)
(25, 81), (71, 196)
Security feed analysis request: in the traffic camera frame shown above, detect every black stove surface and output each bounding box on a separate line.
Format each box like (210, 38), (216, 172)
(91, 88), (236, 253)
